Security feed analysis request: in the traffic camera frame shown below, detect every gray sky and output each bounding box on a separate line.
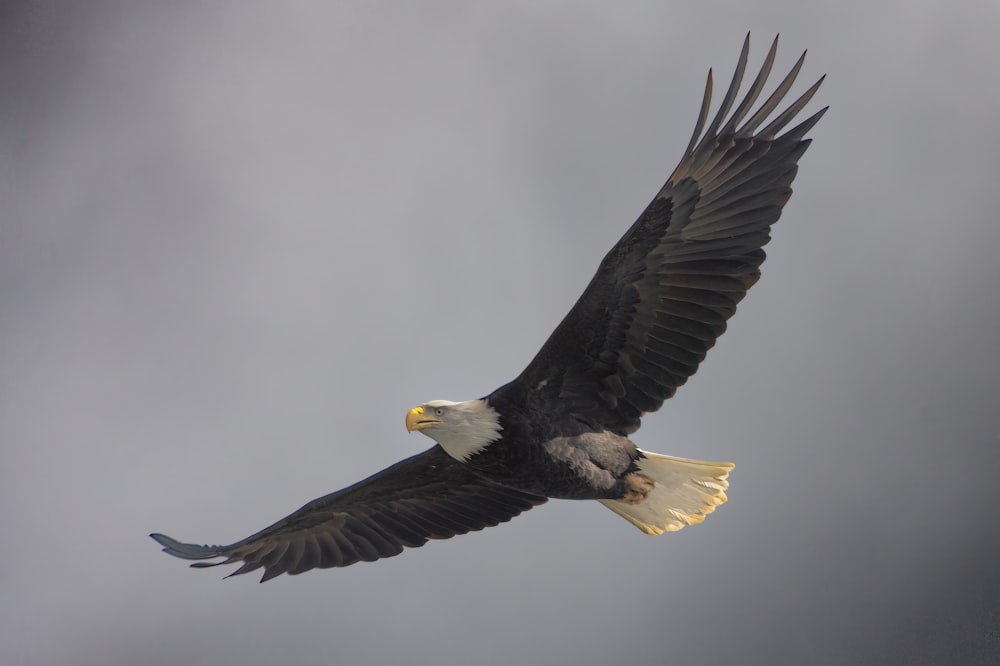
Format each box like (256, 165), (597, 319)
(3, 2), (999, 664)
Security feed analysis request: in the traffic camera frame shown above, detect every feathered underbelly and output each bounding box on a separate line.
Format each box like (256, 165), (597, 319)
(464, 430), (641, 500)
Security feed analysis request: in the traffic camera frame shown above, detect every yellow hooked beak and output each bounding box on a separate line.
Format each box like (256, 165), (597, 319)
(406, 405), (442, 432)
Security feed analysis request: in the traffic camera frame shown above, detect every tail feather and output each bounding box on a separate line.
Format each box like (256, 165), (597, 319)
(599, 451), (733, 535)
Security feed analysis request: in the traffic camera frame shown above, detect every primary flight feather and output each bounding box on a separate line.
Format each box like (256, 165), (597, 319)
(152, 35), (826, 582)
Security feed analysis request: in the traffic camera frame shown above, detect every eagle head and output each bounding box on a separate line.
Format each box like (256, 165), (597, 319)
(406, 399), (502, 462)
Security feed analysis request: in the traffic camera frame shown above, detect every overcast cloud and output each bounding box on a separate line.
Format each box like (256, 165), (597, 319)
(2, 2), (999, 664)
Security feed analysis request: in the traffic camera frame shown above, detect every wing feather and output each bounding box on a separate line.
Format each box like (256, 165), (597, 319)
(494, 35), (826, 434)
(151, 446), (546, 581)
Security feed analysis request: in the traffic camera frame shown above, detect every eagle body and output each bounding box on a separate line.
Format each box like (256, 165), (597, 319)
(152, 35), (826, 581)
(450, 396), (642, 501)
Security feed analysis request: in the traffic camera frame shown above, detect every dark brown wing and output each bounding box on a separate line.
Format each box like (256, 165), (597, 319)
(151, 446), (546, 581)
(494, 35), (826, 435)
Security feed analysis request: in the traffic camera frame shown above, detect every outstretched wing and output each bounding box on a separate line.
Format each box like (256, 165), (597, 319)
(151, 446), (546, 581)
(496, 35), (826, 435)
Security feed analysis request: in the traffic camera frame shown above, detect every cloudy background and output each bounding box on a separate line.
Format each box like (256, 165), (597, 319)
(3, 1), (999, 664)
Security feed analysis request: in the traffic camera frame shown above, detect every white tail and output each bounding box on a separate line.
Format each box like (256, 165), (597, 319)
(599, 451), (734, 535)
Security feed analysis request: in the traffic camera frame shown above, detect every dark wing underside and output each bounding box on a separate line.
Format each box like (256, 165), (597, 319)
(495, 35), (826, 435)
(151, 446), (546, 581)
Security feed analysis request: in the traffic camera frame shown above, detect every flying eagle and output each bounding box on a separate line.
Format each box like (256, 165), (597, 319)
(151, 35), (825, 582)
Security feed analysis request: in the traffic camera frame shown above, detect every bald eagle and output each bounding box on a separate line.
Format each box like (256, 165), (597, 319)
(151, 35), (825, 581)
